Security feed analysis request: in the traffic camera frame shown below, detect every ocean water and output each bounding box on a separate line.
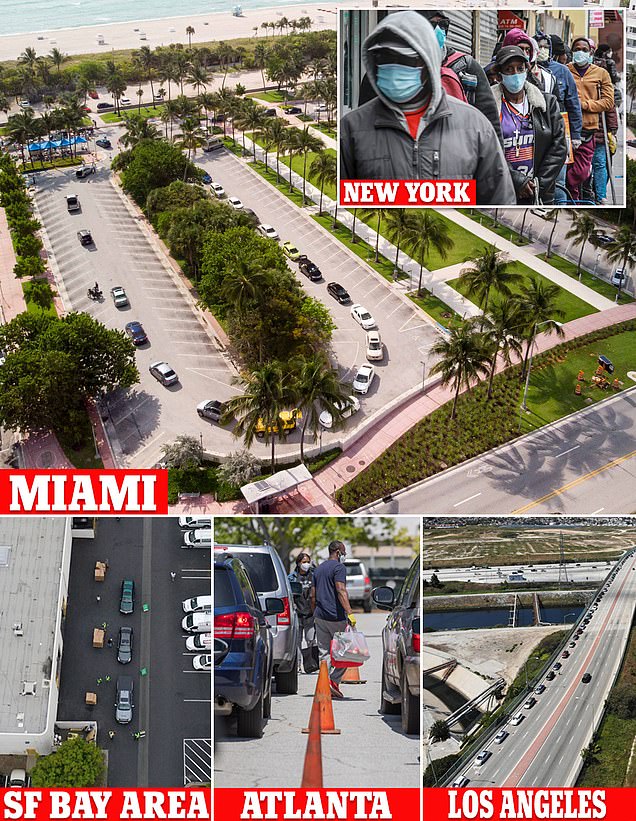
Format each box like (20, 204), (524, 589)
(0, 0), (328, 37)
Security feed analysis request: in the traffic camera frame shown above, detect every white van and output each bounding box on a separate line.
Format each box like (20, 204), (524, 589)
(186, 633), (212, 651)
(179, 516), (212, 529)
(182, 594), (212, 613)
(183, 528), (212, 549)
(182, 612), (212, 633)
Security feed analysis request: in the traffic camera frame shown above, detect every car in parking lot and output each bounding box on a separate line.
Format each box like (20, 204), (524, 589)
(187, 633), (212, 651)
(372, 555), (420, 734)
(193, 654), (212, 670)
(110, 286), (129, 307)
(535, 684), (546, 694)
(77, 229), (93, 245)
(353, 363), (375, 394)
(115, 676), (134, 724)
(7, 769), (28, 787)
(183, 594), (212, 613)
(197, 399), (226, 422)
(76, 165), (96, 179)
(214, 554), (282, 737)
(125, 321), (147, 345)
(366, 330), (384, 361)
(228, 196), (243, 210)
(318, 395), (360, 429)
(149, 361), (179, 386)
(343, 558), (372, 612)
(283, 106), (302, 114)
(18, 100), (31, 109)
(120, 97), (131, 105)
(581, 672), (592, 683)
(117, 626), (133, 664)
(298, 256), (322, 281)
(66, 194), (80, 212)
(351, 304), (376, 330)
(179, 516), (212, 529)
(214, 542), (299, 695)
(327, 282), (351, 304)
(96, 102), (113, 110)
(263, 108), (276, 117)
(258, 223), (279, 240)
(523, 696), (537, 709)
(255, 408), (301, 437)
(594, 233), (614, 247)
(201, 172), (212, 184)
(612, 268), (626, 287)
(120, 579), (135, 614)
(95, 138), (112, 149)
(475, 750), (491, 766)
(282, 241), (301, 260)
(510, 713), (524, 726)
(494, 729), (508, 744)
(242, 207), (259, 225)
(552, 662), (562, 671)
(210, 182), (225, 198)
(153, 92), (165, 102)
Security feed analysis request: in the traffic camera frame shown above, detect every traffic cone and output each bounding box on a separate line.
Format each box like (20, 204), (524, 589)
(341, 664), (366, 685)
(300, 699), (323, 788)
(302, 660), (341, 735)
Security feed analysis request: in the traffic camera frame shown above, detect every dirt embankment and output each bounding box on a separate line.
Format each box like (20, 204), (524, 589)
(424, 590), (591, 612)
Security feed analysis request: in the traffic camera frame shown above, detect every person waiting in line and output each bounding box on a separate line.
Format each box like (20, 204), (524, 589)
(492, 45), (567, 205)
(567, 37), (615, 204)
(502, 28), (560, 101)
(288, 552), (316, 673)
(339, 11), (515, 205)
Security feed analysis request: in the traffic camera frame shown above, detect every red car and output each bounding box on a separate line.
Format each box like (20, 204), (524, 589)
(88, 91), (99, 99)
(83, 106), (92, 113)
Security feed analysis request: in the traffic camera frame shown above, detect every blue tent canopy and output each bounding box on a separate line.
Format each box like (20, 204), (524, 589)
(27, 135), (88, 151)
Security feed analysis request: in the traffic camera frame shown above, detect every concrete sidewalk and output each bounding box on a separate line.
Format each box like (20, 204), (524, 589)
(0, 209), (27, 322)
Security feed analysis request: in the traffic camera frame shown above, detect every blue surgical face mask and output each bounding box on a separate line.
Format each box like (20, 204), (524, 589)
(501, 71), (526, 94)
(573, 50), (590, 66)
(434, 25), (446, 50)
(376, 63), (423, 103)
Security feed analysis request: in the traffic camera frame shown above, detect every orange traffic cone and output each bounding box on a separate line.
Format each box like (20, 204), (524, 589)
(341, 664), (366, 685)
(575, 383), (581, 396)
(300, 699), (323, 788)
(302, 660), (341, 735)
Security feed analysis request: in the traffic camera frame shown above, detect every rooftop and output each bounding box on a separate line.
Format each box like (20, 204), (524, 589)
(0, 518), (67, 735)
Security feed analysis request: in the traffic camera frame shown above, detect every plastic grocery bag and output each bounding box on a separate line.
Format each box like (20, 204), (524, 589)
(330, 626), (371, 668)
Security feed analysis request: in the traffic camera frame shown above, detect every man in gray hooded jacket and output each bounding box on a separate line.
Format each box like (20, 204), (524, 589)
(339, 11), (516, 206)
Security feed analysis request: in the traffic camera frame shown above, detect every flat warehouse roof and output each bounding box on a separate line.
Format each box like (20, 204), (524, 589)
(0, 518), (67, 735)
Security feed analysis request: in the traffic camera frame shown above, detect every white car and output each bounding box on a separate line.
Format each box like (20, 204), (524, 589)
(228, 196), (243, 210)
(18, 100), (31, 109)
(452, 776), (470, 788)
(510, 714), (524, 726)
(120, 96), (131, 105)
(493, 730), (508, 744)
(351, 304), (376, 330)
(179, 516), (212, 529)
(366, 330), (383, 360)
(258, 223), (279, 240)
(193, 654), (212, 670)
(352, 364), (375, 394)
(210, 182), (225, 198)
(474, 750), (491, 766)
(149, 361), (179, 386)
(612, 268), (626, 287)
(319, 395), (361, 429)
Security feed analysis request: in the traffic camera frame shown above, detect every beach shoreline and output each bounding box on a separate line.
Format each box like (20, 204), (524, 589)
(0, 2), (338, 63)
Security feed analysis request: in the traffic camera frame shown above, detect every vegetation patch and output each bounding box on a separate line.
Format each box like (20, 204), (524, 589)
(536, 252), (633, 303)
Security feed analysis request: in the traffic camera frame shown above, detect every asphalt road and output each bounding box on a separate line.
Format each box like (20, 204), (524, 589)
(450, 548), (636, 786)
(367, 387), (636, 515)
(57, 519), (211, 786)
(214, 612), (419, 788)
(424, 561), (615, 584)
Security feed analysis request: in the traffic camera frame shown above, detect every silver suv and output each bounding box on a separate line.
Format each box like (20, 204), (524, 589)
(214, 543), (299, 694)
(344, 558), (372, 612)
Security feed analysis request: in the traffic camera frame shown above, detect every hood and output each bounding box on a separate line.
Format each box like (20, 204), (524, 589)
(502, 27), (538, 62)
(363, 11), (443, 118)
(536, 31), (552, 61)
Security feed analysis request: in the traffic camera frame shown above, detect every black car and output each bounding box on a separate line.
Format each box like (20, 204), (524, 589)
(117, 626), (133, 664)
(263, 108), (277, 117)
(96, 102), (113, 110)
(594, 233), (614, 247)
(197, 399), (226, 422)
(125, 321), (148, 345)
(327, 282), (351, 304)
(298, 256), (322, 281)
(77, 229), (93, 245)
(546, 670), (556, 681)
(581, 672), (592, 683)
(553, 662), (562, 670)
(372, 556), (420, 734)
(283, 106), (302, 115)
(96, 138), (112, 149)
(214, 554), (284, 738)
(627, 139), (636, 148)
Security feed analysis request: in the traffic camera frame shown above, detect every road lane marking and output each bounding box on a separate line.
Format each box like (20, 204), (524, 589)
(512, 448), (636, 513)
(591, 507), (605, 514)
(453, 493), (482, 508)
(554, 445), (580, 458)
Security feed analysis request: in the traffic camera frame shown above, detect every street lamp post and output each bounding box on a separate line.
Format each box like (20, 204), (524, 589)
(563, 612), (576, 624)
(521, 319), (564, 411)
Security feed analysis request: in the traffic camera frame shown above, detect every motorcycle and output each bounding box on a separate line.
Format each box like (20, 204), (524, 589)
(87, 287), (103, 301)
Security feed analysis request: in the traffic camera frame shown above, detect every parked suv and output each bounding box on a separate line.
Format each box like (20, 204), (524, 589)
(214, 554), (283, 738)
(372, 556), (420, 734)
(343, 558), (372, 612)
(214, 543), (299, 694)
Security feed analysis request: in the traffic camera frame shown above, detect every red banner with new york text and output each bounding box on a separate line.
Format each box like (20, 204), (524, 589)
(339, 179), (476, 207)
(0, 470), (168, 514)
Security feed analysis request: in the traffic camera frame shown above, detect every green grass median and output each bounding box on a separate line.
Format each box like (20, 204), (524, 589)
(536, 252), (633, 304)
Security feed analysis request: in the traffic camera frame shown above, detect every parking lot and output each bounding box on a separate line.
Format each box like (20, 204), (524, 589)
(57, 518), (211, 786)
(214, 612), (419, 788)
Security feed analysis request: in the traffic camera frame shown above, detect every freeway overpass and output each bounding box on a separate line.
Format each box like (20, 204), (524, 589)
(445, 548), (636, 786)
(424, 561), (615, 584)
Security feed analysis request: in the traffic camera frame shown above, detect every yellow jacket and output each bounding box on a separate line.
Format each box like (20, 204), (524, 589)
(567, 62), (614, 133)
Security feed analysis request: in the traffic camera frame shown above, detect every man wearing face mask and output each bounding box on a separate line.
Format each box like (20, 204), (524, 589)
(288, 552), (317, 672)
(340, 11), (515, 205)
(567, 37), (614, 204)
(311, 540), (356, 699)
(492, 46), (566, 205)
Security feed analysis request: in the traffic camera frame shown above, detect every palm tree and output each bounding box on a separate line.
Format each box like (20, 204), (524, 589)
(626, 63), (636, 113)
(294, 126), (322, 204)
(49, 47), (68, 75)
(254, 43), (268, 91)
(565, 213), (597, 279)
(105, 71), (127, 114)
(263, 117), (288, 182)
(162, 98), (180, 140)
(606, 226), (636, 301)
(186, 26), (195, 48)
(292, 356), (350, 462)
(430, 320), (490, 419)
(546, 210), (559, 258)
(310, 150), (337, 216)
(187, 63), (208, 99)
(221, 264), (273, 313)
(175, 115), (205, 173)
(458, 247), (521, 316)
(481, 299), (524, 399)
(234, 103), (266, 161)
(513, 277), (565, 378)
(383, 208), (418, 271)
(223, 362), (294, 473)
(18, 47), (38, 69)
(359, 207), (383, 261)
(133, 46), (156, 101)
(5, 110), (38, 166)
(406, 211), (454, 295)
(120, 113), (161, 148)
(282, 127), (302, 192)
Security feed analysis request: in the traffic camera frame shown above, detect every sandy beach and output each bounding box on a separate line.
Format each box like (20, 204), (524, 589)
(0, 2), (338, 63)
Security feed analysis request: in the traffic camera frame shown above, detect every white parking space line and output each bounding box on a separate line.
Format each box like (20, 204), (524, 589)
(555, 444), (581, 458)
(453, 492), (482, 507)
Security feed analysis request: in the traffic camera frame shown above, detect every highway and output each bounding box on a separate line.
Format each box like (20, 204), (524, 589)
(423, 561), (615, 584)
(365, 387), (636, 515)
(447, 548), (636, 787)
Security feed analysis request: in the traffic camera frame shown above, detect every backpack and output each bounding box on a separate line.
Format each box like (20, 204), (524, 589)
(445, 50), (477, 105)
(441, 66), (468, 103)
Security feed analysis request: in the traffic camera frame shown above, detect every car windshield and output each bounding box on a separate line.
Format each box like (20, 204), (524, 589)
(232, 553), (278, 593)
(345, 562), (364, 576)
(357, 373), (369, 382)
(361, 312), (371, 320)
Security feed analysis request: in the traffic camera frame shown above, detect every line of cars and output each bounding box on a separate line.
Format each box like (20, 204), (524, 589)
(115, 577), (135, 725)
(179, 518), (212, 671)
